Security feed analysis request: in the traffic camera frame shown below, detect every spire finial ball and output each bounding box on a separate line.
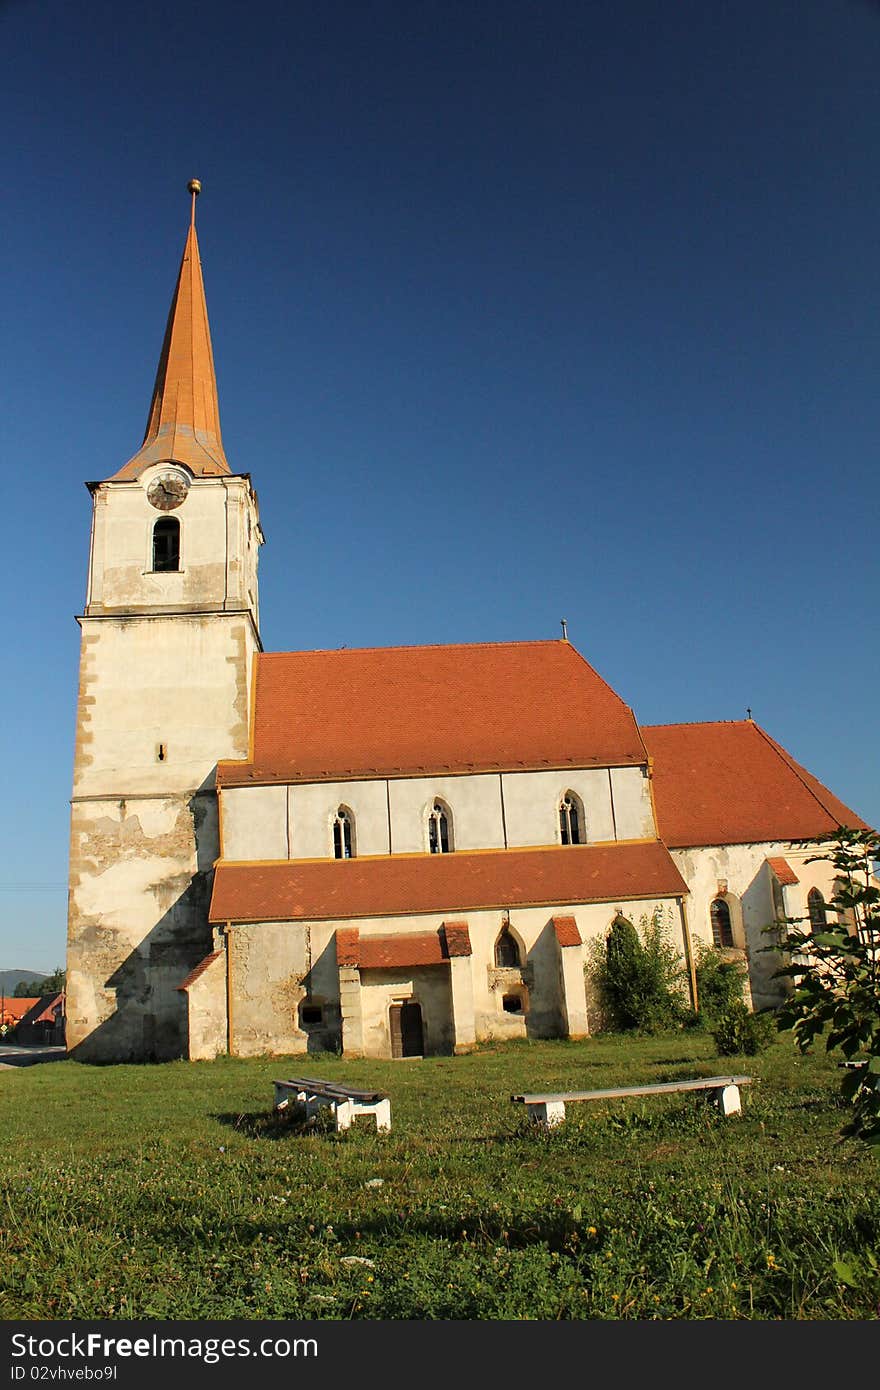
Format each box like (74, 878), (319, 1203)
(188, 179), (202, 196)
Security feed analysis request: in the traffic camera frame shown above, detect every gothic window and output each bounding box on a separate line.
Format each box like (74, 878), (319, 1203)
(428, 800), (452, 854)
(494, 926), (521, 968)
(152, 516), (180, 572)
(333, 806), (354, 859)
(807, 888), (827, 930)
(710, 897), (734, 949)
(559, 791), (584, 845)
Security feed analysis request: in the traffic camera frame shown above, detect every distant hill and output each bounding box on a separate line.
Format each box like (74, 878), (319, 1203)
(0, 970), (49, 995)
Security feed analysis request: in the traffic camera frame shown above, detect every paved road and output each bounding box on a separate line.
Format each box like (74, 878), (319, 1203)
(0, 1043), (67, 1068)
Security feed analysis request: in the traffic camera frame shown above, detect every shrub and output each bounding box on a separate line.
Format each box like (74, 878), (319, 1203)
(590, 908), (689, 1033)
(712, 1001), (776, 1056)
(694, 945), (748, 1026)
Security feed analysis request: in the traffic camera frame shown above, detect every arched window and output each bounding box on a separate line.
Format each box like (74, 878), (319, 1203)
(333, 807), (354, 859)
(807, 888), (827, 930)
(428, 800), (452, 854)
(710, 897), (734, 949)
(494, 926), (521, 968)
(559, 791), (585, 845)
(152, 516), (180, 572)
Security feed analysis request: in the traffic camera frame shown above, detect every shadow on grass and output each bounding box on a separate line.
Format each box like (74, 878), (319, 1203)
(211, 1110), (334, 1141)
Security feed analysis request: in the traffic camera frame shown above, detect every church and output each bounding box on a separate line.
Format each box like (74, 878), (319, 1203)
(65, 185), (868, 1063)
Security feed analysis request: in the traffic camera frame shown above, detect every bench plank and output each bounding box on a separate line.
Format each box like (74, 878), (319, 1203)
(512, 1075), (753, 1126)
(512, 1075), (752, 1105)
(275, 1077), (388, 1102)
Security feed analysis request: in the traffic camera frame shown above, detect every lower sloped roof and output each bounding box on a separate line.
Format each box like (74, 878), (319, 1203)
(209, 840), (688, 924)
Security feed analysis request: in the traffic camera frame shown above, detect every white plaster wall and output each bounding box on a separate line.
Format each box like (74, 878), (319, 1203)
(610, 765), (656, 840)
(388, 775), (505, 853)
(501, 768), (640, 847)
(291, 781), (390, 858)
(72, 614), (258, 799)
(222, 785), (288, 860)
(217, 764), (658, 863)
(359, 967), (455, 1057)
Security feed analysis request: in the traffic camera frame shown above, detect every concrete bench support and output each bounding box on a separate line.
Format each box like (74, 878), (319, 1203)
(714, 1083), (742, 1117)
(528, 1100), (568, 1127)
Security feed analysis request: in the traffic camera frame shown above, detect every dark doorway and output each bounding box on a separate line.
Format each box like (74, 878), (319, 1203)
(390, 1001), (424, 1058)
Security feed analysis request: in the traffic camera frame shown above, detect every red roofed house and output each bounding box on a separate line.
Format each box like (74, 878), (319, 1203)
(64, 189), (870, 1062)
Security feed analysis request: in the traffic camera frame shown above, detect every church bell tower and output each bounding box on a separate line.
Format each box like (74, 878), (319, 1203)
(66, 182), (263, 1061)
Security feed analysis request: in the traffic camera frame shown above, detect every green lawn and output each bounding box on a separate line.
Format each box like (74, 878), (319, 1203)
(1, 1033), (877, 1320)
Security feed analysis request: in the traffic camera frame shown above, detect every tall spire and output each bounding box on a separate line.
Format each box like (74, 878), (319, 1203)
(110, 179), (230, 479)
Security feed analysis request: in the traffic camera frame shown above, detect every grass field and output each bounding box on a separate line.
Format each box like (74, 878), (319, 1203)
(1, 1032), (877, 1320)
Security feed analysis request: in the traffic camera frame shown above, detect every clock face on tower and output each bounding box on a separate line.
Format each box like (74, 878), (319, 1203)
(147, 473), (190, 511)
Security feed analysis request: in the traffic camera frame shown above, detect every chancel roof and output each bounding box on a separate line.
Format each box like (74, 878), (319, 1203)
(643, 720), (868, 849)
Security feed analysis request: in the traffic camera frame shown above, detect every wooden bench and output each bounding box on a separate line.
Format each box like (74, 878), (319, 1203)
(512, 1074), (754, 1127)
(273, 1077), (391, 1133)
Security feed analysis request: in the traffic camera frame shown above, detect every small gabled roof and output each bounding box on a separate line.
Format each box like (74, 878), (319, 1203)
(217, 639), (648, 785)
(334, 924), (473, 970)
(108, 182), (230, 481)
(767, 857), (799, 886)
(643, 720), (869, 849)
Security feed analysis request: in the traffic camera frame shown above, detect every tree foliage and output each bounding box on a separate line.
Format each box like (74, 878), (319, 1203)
(12, 967), (65, 998)
(771, 828), (880, 1144)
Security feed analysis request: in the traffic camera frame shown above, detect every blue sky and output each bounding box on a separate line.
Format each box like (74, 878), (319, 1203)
(1, 0), (878, 973)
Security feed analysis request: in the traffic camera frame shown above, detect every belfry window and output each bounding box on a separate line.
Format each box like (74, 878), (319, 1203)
(428, 800), (452, 854)
(333, 807), (354, 859)
(152, 516), (180, 572)
(559, 791), (584, 845)
(808, 888), (827, 930)
(710, 897), (734, 949)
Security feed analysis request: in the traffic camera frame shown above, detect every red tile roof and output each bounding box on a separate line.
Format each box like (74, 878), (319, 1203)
(0, 997), (40, 1024)
(336, 927), (473, 970)
(177, 951), (224, 991)
(552, 916), (582, 947)
(209, 841), (687, 924)
(216, 641), (647, 785)
(643, 721), (869, 848)
(767, 857), (799, 886)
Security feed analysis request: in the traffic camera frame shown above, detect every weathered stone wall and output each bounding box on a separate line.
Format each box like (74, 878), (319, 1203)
(66, 793), (219, 1060)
